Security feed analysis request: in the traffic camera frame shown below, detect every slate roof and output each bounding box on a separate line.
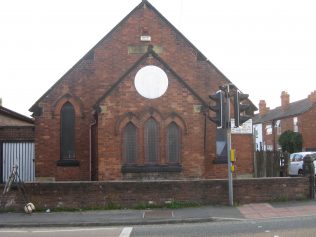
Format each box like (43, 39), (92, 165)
(252, 98), (315, 124)
(0, 106), (34, 124)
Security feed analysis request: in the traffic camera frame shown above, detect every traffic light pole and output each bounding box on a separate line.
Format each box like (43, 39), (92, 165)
(209, 83), (247, 206)
(225, 84), (233, 206)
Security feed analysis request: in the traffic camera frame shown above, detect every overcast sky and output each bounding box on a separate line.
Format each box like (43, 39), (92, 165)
(1, 0), (315, 116)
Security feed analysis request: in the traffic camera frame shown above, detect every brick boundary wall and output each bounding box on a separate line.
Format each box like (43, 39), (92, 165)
(0, 178), (309, 211)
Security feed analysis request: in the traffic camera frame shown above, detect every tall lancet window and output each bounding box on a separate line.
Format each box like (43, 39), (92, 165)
(123, 122), (137, 163)
(145, 118), (159, 163)
(167, 122), (180, 163)
(60, 102), (75, 160)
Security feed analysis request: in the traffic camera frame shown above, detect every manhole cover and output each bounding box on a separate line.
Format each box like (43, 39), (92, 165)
(144, 210), (174, 219)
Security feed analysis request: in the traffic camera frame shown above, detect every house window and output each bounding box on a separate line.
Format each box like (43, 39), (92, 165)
(123, 122), (137, 164)
(275, 120), (281, 135)
(266, 145), (273, 151)
(254, 127), (258, 138)
(60, 102), (75, 160)
(145, 118), (158, 163)
(293, 117), (298, 132)
(167, 122), (180, 163)
(266, 124), (272, 135)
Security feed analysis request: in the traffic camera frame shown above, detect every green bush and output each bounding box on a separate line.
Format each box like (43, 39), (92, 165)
(278, 130), (302, 153)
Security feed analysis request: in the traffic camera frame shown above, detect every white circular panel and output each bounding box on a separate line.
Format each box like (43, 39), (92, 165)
(134, 65), (168, 99)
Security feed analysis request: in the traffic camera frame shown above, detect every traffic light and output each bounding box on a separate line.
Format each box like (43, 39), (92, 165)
(234, 91), (251, 127)
(208, 90), (224, 128)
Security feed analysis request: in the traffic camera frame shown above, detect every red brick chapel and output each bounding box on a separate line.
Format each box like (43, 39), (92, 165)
(30, 0), (256, 181)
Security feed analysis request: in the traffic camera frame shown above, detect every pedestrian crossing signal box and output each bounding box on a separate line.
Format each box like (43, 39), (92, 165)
(230, 149), (235, 162)
(230, 149), (236, 172)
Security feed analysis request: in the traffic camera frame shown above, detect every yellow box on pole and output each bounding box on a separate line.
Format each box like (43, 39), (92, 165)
(231, 165), (235, 172)
(230, 149), (235, 162)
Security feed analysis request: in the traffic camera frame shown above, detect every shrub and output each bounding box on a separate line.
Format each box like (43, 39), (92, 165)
(278, 130), (302, 153)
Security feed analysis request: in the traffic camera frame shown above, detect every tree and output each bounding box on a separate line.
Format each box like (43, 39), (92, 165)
(278, 130), (303, 153)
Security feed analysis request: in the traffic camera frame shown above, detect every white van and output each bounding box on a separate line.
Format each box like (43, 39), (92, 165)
(289, 152), (316, 176)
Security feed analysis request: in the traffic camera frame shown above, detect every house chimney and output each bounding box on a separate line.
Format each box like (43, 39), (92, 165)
(281, 91), (290, 109)
(308, 90), (316, 103)
(259, 100), (269, 116)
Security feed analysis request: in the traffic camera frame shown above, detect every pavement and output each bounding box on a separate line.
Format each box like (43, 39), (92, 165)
(1, 200), (316, 228)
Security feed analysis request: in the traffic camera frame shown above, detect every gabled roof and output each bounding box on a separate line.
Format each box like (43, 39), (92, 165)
(30, 0), (257, 113)
(29, 0), (210, 113)
(253, 98), (315, 124)
(0, 106), (34, 124)
(94, 46), (207, 110)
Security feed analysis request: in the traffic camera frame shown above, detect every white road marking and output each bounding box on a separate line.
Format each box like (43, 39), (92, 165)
(119, 227), (133, 237)
(32, 227), (117, 233)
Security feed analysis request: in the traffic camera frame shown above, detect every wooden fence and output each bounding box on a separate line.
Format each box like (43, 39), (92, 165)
(254, 151), (289, 177)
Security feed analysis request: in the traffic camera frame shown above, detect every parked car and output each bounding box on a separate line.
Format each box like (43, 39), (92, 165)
(289, 152), (316, 176)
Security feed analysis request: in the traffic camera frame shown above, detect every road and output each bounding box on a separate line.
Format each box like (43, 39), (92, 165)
(0, 227), (132, 237)
(1, 216), (316, 237)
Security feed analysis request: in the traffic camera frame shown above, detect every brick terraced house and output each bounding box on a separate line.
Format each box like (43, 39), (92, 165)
(30, 0), (256, 181)
(253, 91), (316, 151)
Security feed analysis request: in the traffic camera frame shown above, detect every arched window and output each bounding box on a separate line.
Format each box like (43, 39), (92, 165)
(145, 118), (158, 163)
(123, 122), (137, 163)
(60, 102), (75, 160)
(167, 122), (180, 163)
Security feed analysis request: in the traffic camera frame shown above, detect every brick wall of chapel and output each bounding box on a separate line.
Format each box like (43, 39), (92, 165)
(34, 3), (252, 180)
(97, 58), (205, 180)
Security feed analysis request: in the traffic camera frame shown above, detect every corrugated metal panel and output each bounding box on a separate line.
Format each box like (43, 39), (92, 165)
(2, 142), (35, 182)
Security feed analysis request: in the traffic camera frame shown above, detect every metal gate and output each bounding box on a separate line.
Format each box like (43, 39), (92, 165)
(2, 142), (35, 182)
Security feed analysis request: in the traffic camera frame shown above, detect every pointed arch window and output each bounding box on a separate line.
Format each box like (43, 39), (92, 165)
(60, 102), (75, 160)
(145, 118), (159, 163)
(167, 122), (180, 163)
(123, 122), (137, 164)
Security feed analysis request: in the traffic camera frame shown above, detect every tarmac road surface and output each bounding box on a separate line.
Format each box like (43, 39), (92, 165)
(2, 215), (316, 237)
(0, 227), (132, 237)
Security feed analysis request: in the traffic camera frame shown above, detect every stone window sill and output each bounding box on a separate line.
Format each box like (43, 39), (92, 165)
(57, 159), (80, 167)
(213, 159), (228, 164)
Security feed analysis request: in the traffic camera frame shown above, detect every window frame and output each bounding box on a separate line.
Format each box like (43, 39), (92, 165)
(166, 122), (181, 164)
(266, 124), (272, 135)
(144, 118), (159, 164)
(293, 117), (299, 132)
(123, 122), (138, 164)
(57, 102), (79, 167)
